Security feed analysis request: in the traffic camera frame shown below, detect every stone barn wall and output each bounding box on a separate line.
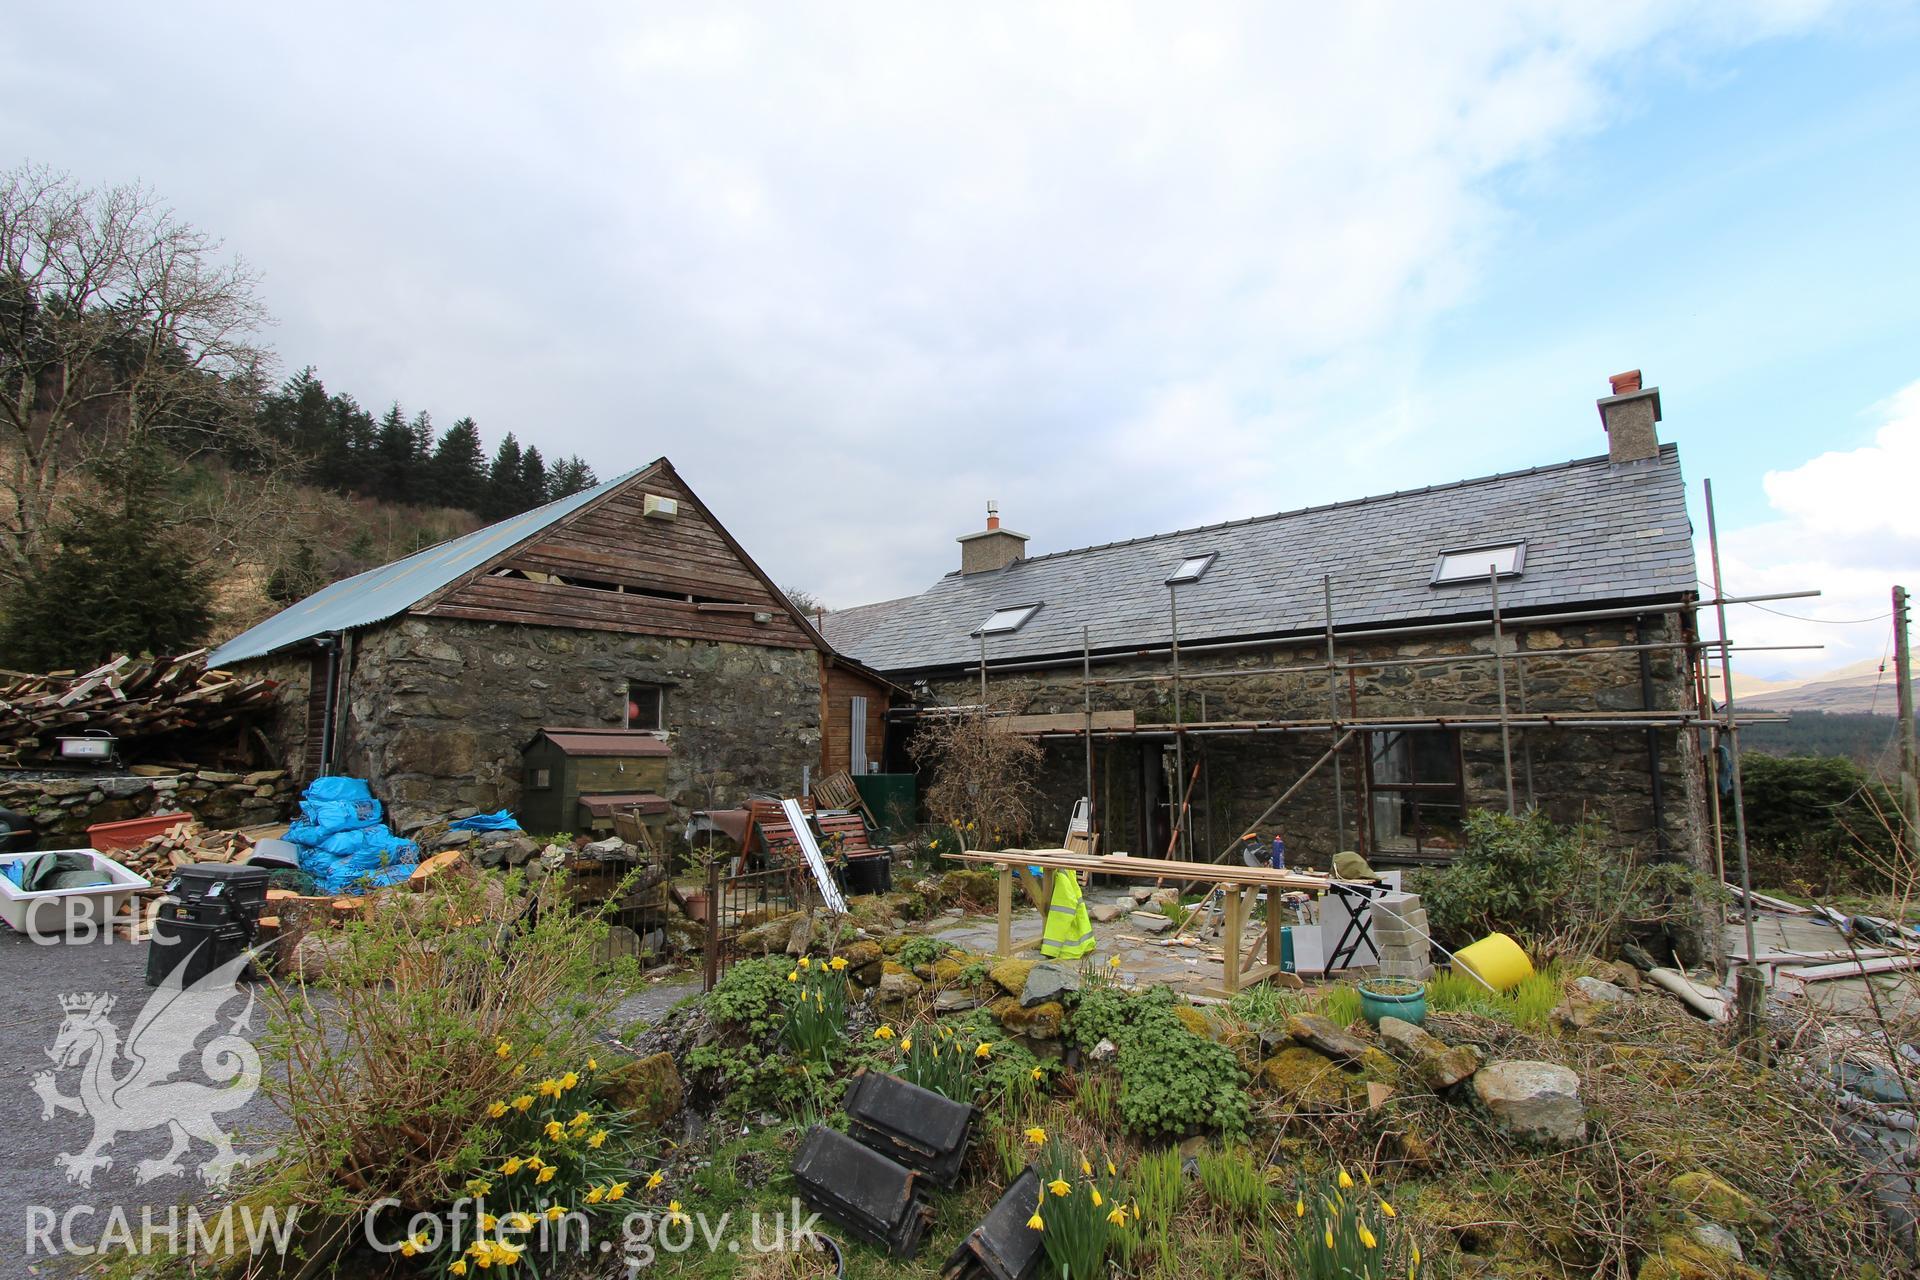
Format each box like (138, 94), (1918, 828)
(921, 613), (1705, 874)
(333, 617), (822, 827)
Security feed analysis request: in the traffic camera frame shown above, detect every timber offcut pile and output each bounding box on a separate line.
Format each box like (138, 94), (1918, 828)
(119, 818), (254, 882)
(0, 651), (279, 766)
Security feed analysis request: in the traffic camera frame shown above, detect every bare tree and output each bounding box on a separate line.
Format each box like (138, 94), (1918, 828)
(0, 163), (289, 586)
(910, 709), (1047, 847)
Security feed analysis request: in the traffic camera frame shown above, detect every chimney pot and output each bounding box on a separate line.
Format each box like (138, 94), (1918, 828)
(1609, 369), (1642, 396)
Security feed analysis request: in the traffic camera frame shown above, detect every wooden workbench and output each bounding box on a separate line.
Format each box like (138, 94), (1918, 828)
(943, 848), (1353, 995)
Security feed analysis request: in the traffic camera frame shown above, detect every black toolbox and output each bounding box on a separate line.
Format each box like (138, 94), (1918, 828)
(161, 864), (271, 925)
(145, 863), (269, 987)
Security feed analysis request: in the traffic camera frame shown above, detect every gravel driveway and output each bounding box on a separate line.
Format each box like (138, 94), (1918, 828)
(0, 927), (284, 1279)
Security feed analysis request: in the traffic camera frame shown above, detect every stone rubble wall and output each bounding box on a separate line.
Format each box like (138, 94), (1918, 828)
(920, 614), (1706, 875)
(328, 617), (823, 830)
(0, 769), (295, 840)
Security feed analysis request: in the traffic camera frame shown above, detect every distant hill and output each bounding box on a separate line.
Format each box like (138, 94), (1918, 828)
(1743, 711), (1901, 777)
(1739, 658), (1897, 716)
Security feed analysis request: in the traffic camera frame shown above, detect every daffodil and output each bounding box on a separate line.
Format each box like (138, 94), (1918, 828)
(486, 1100), (508, 1119)
(511, 1094), (533, 1112)
(1379, 1199), (1397, 1218)
(586, 1056), (597, 1071)
(1358, 1224), (1378, 1249)
(466, 1178), (492, 1197)
(450, 1261), (469, 1276)
(588, 1129), (608, 1149)
(1048, 1178), (1071, 1197)
(1324, 1222), (1335, 1249)
(1090, 1188), (1103, 1207)
(1023, 1126), (1046, 1146)
(1031, 1067), (1045, 1082)
(829, 956), (848, 971)
(1026, 1209), (1045, 1231)
(560, 1071), (579, 1090)
(536, 1165), (556, 1183)
(479, 1213), (499, 1231)
(503, 1212), (534, 1231)
(976, 1041), (993, 1059)
(569, 1110), (591, 1130)
(1295, 1196), (1306, 1218)
(1106, 1159), (1117, 1176)
(399, 1232), (424, 1257)
(493, 1240), (522, 1266)
(874, 1025), (895, 1040)
(545, 1205), (567, 1221)
(646, 1170), (665, 1190)
(495, 1041), (512, 1059)
(585, 1185), (606, 1205)
(1338, 1168), (1354, 1190)
(1411, 1244), (1421, 1266)
(1108, 954), (1121, 968)
(544, 1120), (566, 1141)
(666, 1200), (687, 1226)
(900, 1036), (913, 1052)
(798, 955), (810, 969)
(607, 1180), (629, 1202)
(525, 1156), (545, 1171)
(787, 970), (798, 982)
(1106, 1205), (1127, 1226)
(500, 1156), (524, 1175)
(537, 1077), (563, 1099)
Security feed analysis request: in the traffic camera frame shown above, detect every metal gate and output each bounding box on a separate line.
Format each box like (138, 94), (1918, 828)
(703, 859), (817, 990)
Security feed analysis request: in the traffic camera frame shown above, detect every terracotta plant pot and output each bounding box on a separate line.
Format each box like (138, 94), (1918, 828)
(684, 890), (711, 923)
(86, 811), (192, 852)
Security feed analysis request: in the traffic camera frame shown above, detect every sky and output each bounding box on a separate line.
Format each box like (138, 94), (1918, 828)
(3, 2), (1916, 679)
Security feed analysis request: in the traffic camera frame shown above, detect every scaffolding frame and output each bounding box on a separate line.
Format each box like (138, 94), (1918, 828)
(920, 480), (1812, 875)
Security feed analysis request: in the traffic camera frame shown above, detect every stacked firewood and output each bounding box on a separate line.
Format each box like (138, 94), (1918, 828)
(0, 650), (279, 766)
(117, 819), (254, 882)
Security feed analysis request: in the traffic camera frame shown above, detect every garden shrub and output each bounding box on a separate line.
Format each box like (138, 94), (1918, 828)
(1068, 986), (1247, 1137)
(896, 934), (951, 970)
(1734, 752), (1900, 894)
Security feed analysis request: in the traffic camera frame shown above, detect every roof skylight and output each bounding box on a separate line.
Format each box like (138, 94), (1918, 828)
(1166, 552), (1217, 584)
(1432, 542), (1526, 585)
(975, 603), (1042, 635)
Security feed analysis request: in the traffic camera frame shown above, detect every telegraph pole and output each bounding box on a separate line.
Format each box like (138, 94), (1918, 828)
(1896, 585), (1918, 856)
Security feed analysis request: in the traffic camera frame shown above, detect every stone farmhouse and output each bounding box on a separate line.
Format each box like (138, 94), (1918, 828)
(209, 458), (895, 828)
(824, 373), (1713, 879)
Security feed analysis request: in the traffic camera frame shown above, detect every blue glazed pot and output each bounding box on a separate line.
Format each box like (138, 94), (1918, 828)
(1357, 977), (1428, 1027)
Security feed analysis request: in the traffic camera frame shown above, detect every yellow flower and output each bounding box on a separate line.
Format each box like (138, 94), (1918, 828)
(1363, 1168), (1373, 1187)
(560, 1071), (579, 1090)
(503, 1212), (534, 1231)
(1080, 1158), (1092, 1176)
(1026, 1210), (1045, 1231)
(646, 1170), (665, 1190)
(1411, 1244), (1421, 1266)
(466, 1178), (492, 1197)
(585, 1185), (605, 1204)
(1023, 1126), (1047, 1146)
(544, 1120), (566, 1141)
(798, 955), (810, 969)
(1106, 1159), (1117, 1176)
(536, 1165), (556, 1183)
(1048, 1178), (1070, 1197)
(1108, 954), (1121, 968)
(511, 1094), (533, 1112)
(787, 970), (798, 982)
(607, 1180), (629, 1202)
(487, 1101), (508, 1119)
(479, 1213), (498, 1231)
(451, 1262), (469, 1276)
(1090, 1188), (1103, 1207)
(399, 1235), (420, 1258)
(666, 1199), (687, 1225)
(1324, 1222), (1335, 1249)
(537, 1078), (563, 1099)
(569, 1110), (591, 1130)
(1295, 1196), (1306, 1218)
(901, 1036), (914, 1053)
(1106, 1205), (1127, 1225)
(1031, 1067), (1045, 1082)
(1338, 1168), (1354, 1190)
(525, 1156), (545, 1172)
(500, 1157), (524, 1175)
(494, 1240), (522, 1266)
(588, 1129), (608, 1149)
(1358, 1224), (1378, 1250)
(976, 1041), (993, 1059)
(546, 1206), (567, 1221)
(874, 1025), (895, 1040)
(587, 1057), (597, 1071)
(829, 956), (848, 971)
(1379, 1199), (1397, 1218)
(495, 1041), (512, 1059)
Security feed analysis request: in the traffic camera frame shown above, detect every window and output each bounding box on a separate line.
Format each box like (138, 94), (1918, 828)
(1365, 729), (1466, 857)
(528, 767), (552, 791)
(625, 682), (665, 732)
(975, 603), (1041, 635)
(1432, 541), (1525, 585)
(1166, 552), (1217, 584)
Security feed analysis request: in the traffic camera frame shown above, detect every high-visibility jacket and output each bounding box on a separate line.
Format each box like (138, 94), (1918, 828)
(1040, 869), (1096, 960)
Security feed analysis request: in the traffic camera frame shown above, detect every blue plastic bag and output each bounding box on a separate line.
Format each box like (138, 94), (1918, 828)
(291, 775), (382, 843)
(285, 776), (417, 894)
(449, 810), (520, 833)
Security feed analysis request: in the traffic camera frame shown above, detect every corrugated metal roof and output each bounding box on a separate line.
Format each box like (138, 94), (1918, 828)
(207, 468), (647, 667)
(529, 728), (672, 758)
(820, 447), (1697, 673)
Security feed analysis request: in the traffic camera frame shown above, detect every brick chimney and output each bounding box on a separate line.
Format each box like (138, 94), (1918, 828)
(1596, 368), (1662, 465)
(957, 500), (1029, 575)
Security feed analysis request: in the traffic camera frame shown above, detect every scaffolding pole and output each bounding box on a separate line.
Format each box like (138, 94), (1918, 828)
(1083, 625), (1095, 841)
(1705, 478), (1761, 1043)
(1489, 566), (1517, 815)
(1324, 575), (1346, 849)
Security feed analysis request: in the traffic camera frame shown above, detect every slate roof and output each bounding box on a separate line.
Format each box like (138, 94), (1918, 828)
(207, 468), (648, 667)
(821, 446), (1697, 675)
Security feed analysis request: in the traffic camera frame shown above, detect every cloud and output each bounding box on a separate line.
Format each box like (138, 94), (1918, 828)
(0, 2), (1846, 608)
(1709, 379), (1920, 678)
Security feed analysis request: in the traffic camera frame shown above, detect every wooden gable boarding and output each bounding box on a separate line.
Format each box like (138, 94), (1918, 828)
(414, 462), (813, 649)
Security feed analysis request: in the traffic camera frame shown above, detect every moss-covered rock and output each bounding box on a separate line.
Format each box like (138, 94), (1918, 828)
(1635, 1232), (1764, 1280)
(1258, 1046), (1363, 1109)
(988, 994), (1065, 1040)
(989, 957), (1039, 996)
(1667, 1172), (1769, 1226)
(595, 1051), (684, 1129)
(1173, 1004), (1214, 1039)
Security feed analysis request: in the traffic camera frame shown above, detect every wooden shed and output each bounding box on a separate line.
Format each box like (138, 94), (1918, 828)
(520, 727), (671, 835)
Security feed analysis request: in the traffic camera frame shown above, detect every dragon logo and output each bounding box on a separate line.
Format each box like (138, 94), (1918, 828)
(33, 947), (262, 1188)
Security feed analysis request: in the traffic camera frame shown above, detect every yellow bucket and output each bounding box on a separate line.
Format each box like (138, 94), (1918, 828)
(1453, 932), (1534, 992)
